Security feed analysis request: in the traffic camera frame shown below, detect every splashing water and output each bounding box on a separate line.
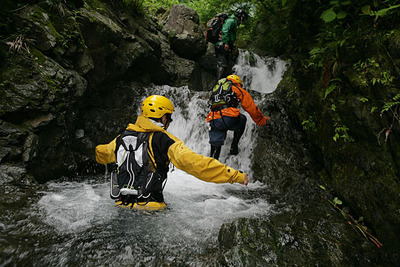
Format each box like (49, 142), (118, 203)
(32, 52), (287, 265)
(234, 50), (287, 94)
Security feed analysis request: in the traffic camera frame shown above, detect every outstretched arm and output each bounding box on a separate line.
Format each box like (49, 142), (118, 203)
(233, 86), (269, 126)
(168, 140), (248, 185)
(95, 137), (118, 164)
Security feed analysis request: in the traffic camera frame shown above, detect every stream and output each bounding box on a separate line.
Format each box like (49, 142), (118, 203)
(0, 52), (287, 266)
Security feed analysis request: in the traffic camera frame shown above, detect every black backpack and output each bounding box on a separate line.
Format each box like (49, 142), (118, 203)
(110, 131), (163, 200)
(208, 78), (238, 111)
(205, 13), (228, 44)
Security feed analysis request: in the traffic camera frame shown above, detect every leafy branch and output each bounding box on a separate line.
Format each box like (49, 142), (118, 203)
(320, 186), (383, 248)
(302, 116), (317, 133)
(377, 94), (400, 145)
(333, 122), (354, 143)
(320, 0), (351, 23)
(363, 4), (400, 23)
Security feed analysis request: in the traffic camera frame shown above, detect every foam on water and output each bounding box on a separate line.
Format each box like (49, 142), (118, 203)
(38, 181), (117, 232)
(36, 52), (287, 261)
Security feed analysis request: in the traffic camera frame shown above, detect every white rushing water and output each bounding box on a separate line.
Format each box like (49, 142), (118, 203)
(36, 53), (287, 264)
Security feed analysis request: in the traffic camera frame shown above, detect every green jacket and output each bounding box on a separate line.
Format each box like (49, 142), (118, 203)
(221, 15), (239, 46)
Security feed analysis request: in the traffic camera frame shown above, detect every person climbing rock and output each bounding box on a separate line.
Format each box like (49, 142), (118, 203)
(95, 95), (250, 211)
(207, 75), (271, 160)
(215, 9), (248, 80)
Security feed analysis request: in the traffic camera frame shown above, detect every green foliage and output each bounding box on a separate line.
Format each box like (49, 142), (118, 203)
(143, 0), (178, 17)
(333, 122), (354, 143)
(381, 94), (400, 121)
(353, 58), (394, 87)
(186, 0), (248, 23)
(302, 116), (317, 133)
(307, 47), (326, 68)
(332, 196), (343, 206)
(320, 1), (351, 23)
(364, 3), (400, 22)
(104, 0), (145, 16)
(322, 191), (383, 248)
(324, 83), (337, 99)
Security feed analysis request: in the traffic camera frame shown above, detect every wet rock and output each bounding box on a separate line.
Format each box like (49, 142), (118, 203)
(251, 63), (400, 264)
(18, 5), (58, 51)
(0, 1), (215, 184)
(217, 205), (388, 266)
(0, 164), (27, 185)
(162, 5), (207, 60)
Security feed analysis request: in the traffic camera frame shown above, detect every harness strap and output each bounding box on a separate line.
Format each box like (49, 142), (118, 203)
(147, 133), (157, 171)
(220, 110), (229, 129)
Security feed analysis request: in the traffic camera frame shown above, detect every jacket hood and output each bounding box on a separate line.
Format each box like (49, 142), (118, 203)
(126, 115), (165, 133)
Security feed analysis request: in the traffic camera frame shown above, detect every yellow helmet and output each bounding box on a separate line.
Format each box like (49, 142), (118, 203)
(227, 74), (243, 86)
(141, 95), (174, 119)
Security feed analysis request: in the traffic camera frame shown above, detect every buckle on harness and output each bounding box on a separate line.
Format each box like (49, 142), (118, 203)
(120, 188), (139, 195)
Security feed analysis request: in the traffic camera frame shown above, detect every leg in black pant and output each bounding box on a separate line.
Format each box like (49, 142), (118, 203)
(230, 114), (246, 155)
(210, 145), (222, 160)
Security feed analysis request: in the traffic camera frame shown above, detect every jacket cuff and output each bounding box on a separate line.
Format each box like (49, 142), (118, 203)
(231, 170), (246, 184)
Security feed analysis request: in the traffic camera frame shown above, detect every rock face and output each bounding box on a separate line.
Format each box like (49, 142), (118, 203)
(249, 62), (400, 263)
(161, 4), (216, 91)
(209, 69), (398, 265)
(162, 5), (207, 60)
(0, 2), (214, 183)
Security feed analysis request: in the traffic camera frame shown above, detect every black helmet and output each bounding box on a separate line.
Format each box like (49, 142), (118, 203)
(235, 9), (248, 23)
(216, 12), (229, 20)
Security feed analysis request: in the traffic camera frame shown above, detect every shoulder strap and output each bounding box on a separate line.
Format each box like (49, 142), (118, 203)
(232, 83), (243, 97)
(136, 132), (149, 150)
(147, 133), (157, 172)
(223, 79), (233, 91)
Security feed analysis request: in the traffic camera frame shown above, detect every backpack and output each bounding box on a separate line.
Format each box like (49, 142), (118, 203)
(110, 131), (163, 200)
(205, 13), (228, 44)
(208, 78), (238, 111)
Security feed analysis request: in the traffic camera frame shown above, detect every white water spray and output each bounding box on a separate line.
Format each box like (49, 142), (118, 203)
(234, 50), (287, 94)
(36, 52), (287, 264)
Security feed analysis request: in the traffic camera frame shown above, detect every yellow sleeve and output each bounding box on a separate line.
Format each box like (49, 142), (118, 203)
(95, 137), (117, 164)
(167, 140), (245, 184)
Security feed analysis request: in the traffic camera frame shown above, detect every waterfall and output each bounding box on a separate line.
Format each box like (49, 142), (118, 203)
(34, 52), (287, 265)
(234, 50), (287, 94)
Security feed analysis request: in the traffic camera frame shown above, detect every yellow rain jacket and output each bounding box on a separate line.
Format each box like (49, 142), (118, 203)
(95, 115), (245, 184)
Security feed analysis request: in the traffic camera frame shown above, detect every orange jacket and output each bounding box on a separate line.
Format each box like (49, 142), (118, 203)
(206, 84), (268, 126)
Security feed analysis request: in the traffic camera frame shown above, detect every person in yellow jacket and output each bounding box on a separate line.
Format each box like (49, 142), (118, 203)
(95, 95), (249, 211)
(207, 74), (271, 160)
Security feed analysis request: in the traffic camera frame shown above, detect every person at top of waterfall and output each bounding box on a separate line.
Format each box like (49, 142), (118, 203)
(215, 9), (248, 80)
(207, 74), (271, 160)
(95, 95), (250, 211)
